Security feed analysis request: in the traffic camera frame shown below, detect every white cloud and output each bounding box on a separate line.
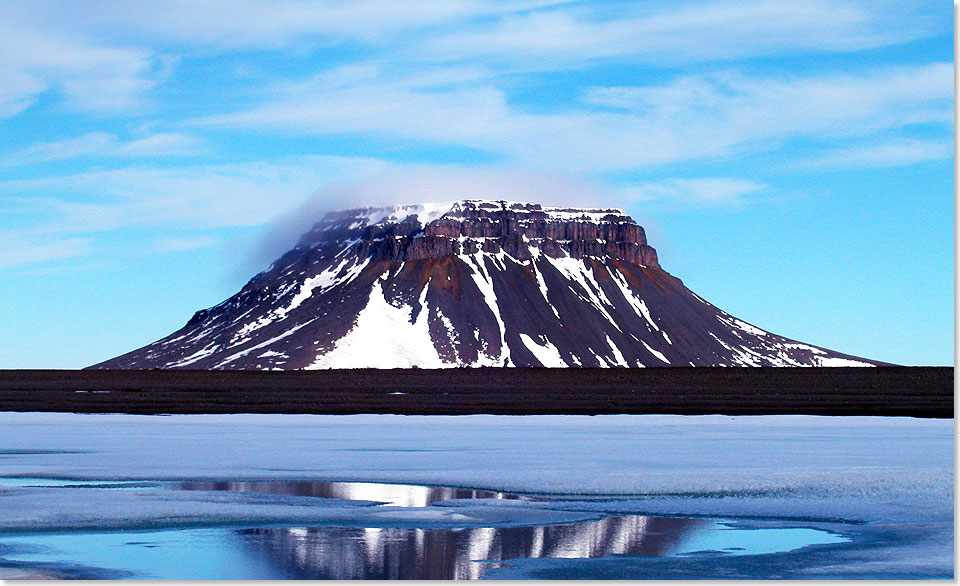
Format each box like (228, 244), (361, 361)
(418, 0), (940, 67)
(0, 68), (46, 118)
(802, 139), (953, 169)
(0, 23), (160, 117)
(0, 155), (394, 235)
(297, 165), (605, 210)
(192, 61), (953, 172)
(0, 0), (949, 271)
(157, 235), (216, 252)
(584, 62), (953, 139)
(0, 155), (395, 269)
(194, 66), (510, 145)
(4, 0), (942, 62)
(3, 1), (552, 50)
(0, 237), (92, 269)
(619, 178), (766, 206)
(114, 133), (205, 157)
(1, 132), (205, 167)
(1, 0), (941, 123)
(2, 133), (115, 166)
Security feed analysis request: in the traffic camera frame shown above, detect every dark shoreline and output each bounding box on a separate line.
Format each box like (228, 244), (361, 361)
(0, 367), (952, 418)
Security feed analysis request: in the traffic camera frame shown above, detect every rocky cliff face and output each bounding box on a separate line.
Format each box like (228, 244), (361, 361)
(298, 201), (658, 266)
(92, 200), (880, 369)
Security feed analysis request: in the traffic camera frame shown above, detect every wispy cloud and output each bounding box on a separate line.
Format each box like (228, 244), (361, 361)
(1, 132), (205, 167)
(584, 62), (952, 138)
(619, 177), (766, 206)
(17, 0), (933, 68)
(0, 68), (45, 118)
(0, 3), (951, 264)
(156, 235), (216, 252)
(0, 154), (394, 269)
(0, 23), (161, 117)
(0, 236), (92, 269)
(3, 1), (557, 51)
(801, 139), (953, 170)
(419, 0), (939, 68)
(0, 155), (394, 236)
(192, 61), (952, 172)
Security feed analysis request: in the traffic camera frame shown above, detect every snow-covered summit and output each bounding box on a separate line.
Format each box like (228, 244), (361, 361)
(326, 200), (628, 227)
(333, 201), (459, 230)
(305, 199), (632, 239)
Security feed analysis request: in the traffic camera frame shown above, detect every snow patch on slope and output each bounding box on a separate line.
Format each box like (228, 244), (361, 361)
(215, 322), (312, 367)
(231, 257), (370, 345)
(309, 278), (453, 369)
(530, 256), (560, 319)
(604, 335), (630, 367)
(816, 356), (875, 367)
(166, 343), (220, 368)
(519, 334), (567, 367)
(280, 258), (369, 319)
(460, 253), (511, 366)
(640, 339), (670, 364)
(544, 256), (619, 330)
(718, 314), (768, 337)
(708, 331), (763, 366)
(608, 269), (659, 332)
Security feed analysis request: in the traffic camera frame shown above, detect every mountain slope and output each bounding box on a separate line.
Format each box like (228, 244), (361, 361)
(92, 200), (879, 369)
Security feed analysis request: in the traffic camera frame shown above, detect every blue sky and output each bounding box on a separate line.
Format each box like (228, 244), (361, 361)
(0, 0), (953, 368)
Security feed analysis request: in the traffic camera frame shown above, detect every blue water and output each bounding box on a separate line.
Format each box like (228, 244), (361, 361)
(0, 480), (849, 580)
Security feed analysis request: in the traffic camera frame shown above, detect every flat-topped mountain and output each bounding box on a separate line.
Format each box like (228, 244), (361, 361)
(92, 200), (879, 369)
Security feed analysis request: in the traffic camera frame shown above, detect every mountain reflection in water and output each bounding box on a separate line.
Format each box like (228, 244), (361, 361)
(178, 481), (704, 580)
(238, 516), (702, 579)
(179, 480), (535, 507)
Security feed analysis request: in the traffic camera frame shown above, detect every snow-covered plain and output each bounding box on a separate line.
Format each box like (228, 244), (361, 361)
(0, 413), (952, 579)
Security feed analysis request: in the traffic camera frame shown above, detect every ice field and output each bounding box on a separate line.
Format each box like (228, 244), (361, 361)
(0, 413), (952, 579)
